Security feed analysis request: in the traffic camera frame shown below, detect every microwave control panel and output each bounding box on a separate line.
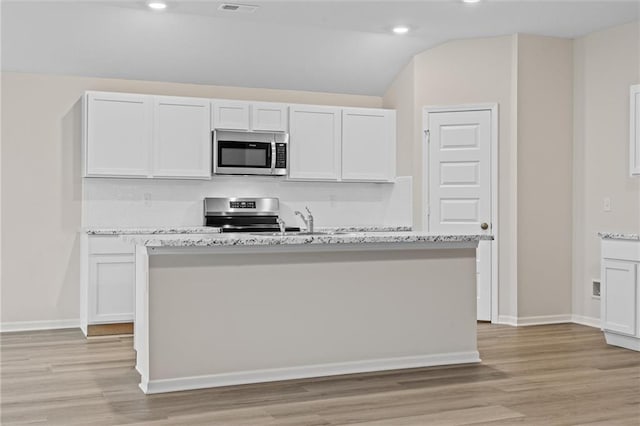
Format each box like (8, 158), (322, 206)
(275, 143), (287, 169)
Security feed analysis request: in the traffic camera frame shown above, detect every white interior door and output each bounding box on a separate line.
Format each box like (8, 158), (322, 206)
(426, 109), (493, 321)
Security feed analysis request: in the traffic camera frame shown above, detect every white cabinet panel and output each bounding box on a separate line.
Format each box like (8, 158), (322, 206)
(89, 254), (135, 324)
(153, 97), (211, 178)
(212, 101), (250, 131)
(630, 85), (640, 176)
(601, 259), (637, 336)
(289, 106), (341, 180)
(342, 108), (395, 182)
(251, 102), (288, 132)
(86, 92), (152, 177)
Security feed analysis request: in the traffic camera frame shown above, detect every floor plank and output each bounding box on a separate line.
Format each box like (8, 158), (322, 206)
(1, 323), (638, 425)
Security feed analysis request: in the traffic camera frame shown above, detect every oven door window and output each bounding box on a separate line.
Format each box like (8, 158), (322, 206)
(218, 141), (271, 168)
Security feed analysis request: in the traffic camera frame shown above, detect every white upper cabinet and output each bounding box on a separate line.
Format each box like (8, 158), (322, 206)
(211, 100), (250, 131)
(85, 91), (212, 179)
(211, 100), (288, 132)
(153, 97), (211, 178)
(342, 108), (396, 182)
(251, 102), (288, 132)
(85, 92), (152, 177)
(631, 85), (640, 176)
(289, 105), (342, 181)
(85, 91), (396, 183)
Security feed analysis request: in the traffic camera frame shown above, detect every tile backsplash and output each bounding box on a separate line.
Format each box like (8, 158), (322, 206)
(82, 176), (412, 229)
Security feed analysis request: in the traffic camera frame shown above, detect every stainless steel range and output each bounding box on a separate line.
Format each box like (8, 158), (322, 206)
(203, 197), (300, 233)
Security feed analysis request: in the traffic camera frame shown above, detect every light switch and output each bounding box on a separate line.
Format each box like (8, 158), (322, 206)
(603, 197), (611, 212)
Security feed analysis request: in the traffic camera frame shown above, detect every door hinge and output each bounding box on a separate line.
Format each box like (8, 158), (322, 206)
(426, 205), (431, 217)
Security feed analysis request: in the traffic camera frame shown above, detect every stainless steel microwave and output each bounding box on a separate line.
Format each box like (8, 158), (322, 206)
(213, 131), (288, 176)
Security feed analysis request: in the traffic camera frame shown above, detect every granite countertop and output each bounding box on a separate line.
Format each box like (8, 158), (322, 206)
(598, 232), (640, 241)
(122, 231), (493, 248)
(84, 225), (411, 236)
(317, 225), (412, 233)
(84, 226), (222, 235)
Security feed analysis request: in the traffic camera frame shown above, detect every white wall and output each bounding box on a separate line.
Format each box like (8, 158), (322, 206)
(384, 35), (519, 320)
(516, 34), (574, 319)
(384, 33), (576, 323)
(573, 21), (640, 323)
(382, 58), (415, 178)
(1, 72), (393, 326)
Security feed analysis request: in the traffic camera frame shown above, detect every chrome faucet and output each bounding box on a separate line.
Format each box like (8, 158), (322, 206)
(276, 217), (286, 235)
(294, 206), (314, 233)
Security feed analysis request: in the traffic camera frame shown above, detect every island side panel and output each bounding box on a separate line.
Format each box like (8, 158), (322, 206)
(134, 245), (150, 385)
(145, 247), (477, 392)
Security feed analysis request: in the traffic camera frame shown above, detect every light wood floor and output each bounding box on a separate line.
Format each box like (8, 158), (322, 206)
(1, 323), (639, 425)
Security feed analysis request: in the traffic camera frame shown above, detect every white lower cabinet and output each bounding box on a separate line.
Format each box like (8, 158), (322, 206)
(600, 239), (640, 351)
(89, 255), (135, 324)
(601, 259), (637, 335)
(80, 235), (135, 335)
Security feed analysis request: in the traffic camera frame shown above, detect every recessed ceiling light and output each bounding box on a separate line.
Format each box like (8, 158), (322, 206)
(392, 26), (410, 35)
(147, 1), (167, 10)
(462, 0), (482, 3)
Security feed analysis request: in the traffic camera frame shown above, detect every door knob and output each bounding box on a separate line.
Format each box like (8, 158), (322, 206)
(480, 222), (489, 230)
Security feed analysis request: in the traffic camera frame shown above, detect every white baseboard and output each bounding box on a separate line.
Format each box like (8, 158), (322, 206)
(140, 351), (481, 394)
(571, 315), (601, 329)
(516, 314), (573, 326)
(604, 331), (640, 351)
(0, 319), (80, 333)
(496, 314), (572, 327)
(497, 315), (517, 326)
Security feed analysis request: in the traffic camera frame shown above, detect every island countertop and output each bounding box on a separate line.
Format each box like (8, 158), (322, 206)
(84, 225), (411, 236)
(598, 232), (640, 241)
(122, 231), (492, 249)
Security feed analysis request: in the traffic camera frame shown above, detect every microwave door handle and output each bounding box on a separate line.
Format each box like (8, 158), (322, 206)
(270, 141), (276, 172)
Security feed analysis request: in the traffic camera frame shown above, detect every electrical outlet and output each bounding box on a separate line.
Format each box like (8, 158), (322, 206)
(144, 193), (152, 207)
(603, 197), (611, 212)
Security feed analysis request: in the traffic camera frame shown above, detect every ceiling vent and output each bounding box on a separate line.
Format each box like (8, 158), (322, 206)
(218, 3), (259, 13)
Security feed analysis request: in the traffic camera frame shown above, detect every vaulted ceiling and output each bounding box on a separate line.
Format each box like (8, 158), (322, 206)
(2, 1), (638, 95)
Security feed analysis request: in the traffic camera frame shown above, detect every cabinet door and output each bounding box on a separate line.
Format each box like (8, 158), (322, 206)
(342, 108), (396, 182)
(251, 102), (288, 132)
(89, 255), (135, 324)
(153, 97), (211, 179)
(601, 259), (637, 336)
(86, 92), (152, 177)
(630, 85), (640, 176)
(289, 106), (341, 180)
(212, 101), (250, 131)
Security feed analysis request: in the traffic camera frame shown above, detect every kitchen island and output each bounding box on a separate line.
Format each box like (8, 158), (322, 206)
(125, 232), (492, 394)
